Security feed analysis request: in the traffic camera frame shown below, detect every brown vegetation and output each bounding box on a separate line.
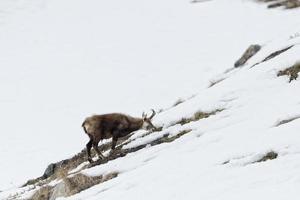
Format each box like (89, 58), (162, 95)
(255, 151), (278, 163)
(31, 172), (118, 200)
(277, 62), (300, 82)
(258, 0), (300, 9)
(173, 109), (224, 126)
(31, 186), (53, 200)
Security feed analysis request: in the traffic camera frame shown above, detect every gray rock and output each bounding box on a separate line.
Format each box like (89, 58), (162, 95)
(43, 163), (56, 179)
(234, 44), (261, 68)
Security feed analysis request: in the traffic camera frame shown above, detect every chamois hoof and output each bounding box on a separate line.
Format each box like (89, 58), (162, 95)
(99, 156), (105, 160)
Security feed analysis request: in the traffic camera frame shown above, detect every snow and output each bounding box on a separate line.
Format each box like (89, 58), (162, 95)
(1, 0), (300, 199)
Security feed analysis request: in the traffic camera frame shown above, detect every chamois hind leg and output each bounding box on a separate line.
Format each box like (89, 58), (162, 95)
(86, 136), (93, 163)
(92, 138), (105, 160)
(108, 136), (118, 156)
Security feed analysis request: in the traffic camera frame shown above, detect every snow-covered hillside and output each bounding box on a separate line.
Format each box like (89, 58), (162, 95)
(1, 0), (300, 199)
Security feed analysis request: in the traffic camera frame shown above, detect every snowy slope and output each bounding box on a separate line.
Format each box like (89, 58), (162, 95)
(1, 0), (300, 199)
(48, 35), (300, 199)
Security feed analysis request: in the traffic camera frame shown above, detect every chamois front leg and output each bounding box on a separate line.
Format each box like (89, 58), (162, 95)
(92, 141), (105, 160)
(86, 138), (93, 163)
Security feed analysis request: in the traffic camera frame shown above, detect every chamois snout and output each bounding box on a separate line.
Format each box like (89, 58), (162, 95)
(142, 109), (157, 131)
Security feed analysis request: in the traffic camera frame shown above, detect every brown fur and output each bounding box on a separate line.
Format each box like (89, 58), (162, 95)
(82, 112), (156, 163)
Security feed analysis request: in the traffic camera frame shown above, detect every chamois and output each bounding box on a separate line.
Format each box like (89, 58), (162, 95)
(82, 110), (157, 163)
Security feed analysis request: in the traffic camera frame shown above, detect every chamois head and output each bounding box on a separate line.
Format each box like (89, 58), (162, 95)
(141, 109), (157, 131)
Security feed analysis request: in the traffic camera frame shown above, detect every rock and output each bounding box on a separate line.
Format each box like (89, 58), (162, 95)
(234, 44), (261, 68)
(43, 163), (57, 179)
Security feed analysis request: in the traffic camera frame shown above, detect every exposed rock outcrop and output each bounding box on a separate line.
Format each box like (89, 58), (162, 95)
(234, 44), (261, 68)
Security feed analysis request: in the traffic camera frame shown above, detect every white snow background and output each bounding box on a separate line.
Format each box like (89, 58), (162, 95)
(1, 0), (300, 199)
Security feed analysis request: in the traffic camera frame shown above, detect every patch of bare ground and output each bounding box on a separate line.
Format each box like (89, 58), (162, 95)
(234, 44), (261, 68)
(149, 129), (193, 145)
(251, 45), (293, 68)
(222, 151), (278, 165)
(31, 172), (118, 200)
(208, 78), (226, 88)
(275, 116), (300, 126)
(255, 151), (278, 163)
(258, 0), (300, 9)
(31, 186), (53, 200)
(172, 109), (224, 126)
(277, 62), (300, 82)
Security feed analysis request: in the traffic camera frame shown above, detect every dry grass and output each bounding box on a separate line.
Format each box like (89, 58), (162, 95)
(31, 186), (53, 200)
(256, 151), (278, 163)
(30, 172), (118, 200)
(173, 109), (224, 126)
(23, 177), (45, 188)
(258, 0), (300, 9)
(277, 62), (300, 82)
(61, 173), (116, 196)
(222, 151), (278, 166)
(149, 129), (192, 146)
